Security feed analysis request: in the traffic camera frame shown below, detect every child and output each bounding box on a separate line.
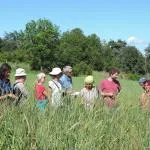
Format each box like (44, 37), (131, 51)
(48, 67), (62, 106)
(80, 76), (99, 109)
(35, 73), (48, 111)
(13, 68), (28, 106)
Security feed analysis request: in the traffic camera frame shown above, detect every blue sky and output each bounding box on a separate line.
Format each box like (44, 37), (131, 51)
(0, 0), (150, 53)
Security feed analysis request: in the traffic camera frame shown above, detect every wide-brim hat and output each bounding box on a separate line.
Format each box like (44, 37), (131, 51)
(49, 67), (62, 75)
(15, 68), (27, 77)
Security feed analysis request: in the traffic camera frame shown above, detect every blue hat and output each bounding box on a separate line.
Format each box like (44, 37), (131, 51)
(139, 77), (147, 83)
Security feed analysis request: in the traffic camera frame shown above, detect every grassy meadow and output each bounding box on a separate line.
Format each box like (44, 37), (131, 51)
(0, 70), (150, 150)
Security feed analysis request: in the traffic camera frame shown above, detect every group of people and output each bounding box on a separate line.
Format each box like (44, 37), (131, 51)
(33, 67), (122, 110)
(0, 63), (28, 107)
(0, 62), (150, 111)
(0, 64), (74, 110)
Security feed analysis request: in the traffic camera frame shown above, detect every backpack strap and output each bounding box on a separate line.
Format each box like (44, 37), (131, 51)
(52, 80), (61, 91)
(12, 82), (20, 94)
(12, 82), (23, 106)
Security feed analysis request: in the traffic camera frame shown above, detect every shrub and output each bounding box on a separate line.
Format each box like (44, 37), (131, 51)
(73, 62), (92, 76)
(127, 73), (141, 81)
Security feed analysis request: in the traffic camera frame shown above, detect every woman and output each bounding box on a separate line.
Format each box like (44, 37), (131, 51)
(13, 68), (28, 106)
(140, 80), (150, 111)
(35, 73), (48, 111)
(0, 63), (15, 101)
(48, 67), (62, 106)
(99, 68), (121, 108)
(80, 75), (99, 109)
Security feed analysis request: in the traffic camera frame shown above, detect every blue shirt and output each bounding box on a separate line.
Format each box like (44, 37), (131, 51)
(0, 79), (12, 96)
(59, 74), (72, 90)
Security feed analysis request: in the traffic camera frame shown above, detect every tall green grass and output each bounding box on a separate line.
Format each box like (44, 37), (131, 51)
(0, 71), (149, 150)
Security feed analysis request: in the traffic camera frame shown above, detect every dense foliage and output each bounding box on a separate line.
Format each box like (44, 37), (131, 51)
(0, 18), (149, 75)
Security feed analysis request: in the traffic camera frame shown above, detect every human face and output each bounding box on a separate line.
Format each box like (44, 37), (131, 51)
(85, 83), (93, 90)
(111, 72), (119, 79)
(139, 83), (145, 90)
(67, 71), (72, 77)
(58, 72), (62, 79)
(4, 69), (11, 79)
(145, 83), (150, 93)
(22, 76), (27, 83)
(41, 75), (46, 83)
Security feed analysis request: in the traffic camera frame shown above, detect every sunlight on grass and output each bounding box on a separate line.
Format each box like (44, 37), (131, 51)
(0, 71), (148, 150)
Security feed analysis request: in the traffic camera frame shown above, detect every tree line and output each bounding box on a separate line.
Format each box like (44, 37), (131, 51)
(0, 18), (150, 76)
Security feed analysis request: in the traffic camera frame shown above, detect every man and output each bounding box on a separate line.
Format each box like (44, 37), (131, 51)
(99, 68), (121, 108)
(59, 66), (73, 95)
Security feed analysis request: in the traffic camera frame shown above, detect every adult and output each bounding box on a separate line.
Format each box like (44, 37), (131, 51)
(80, 75), (99, 109)
(99, 68), (121, 108)
(139, 80), (150, 111)
(48, 67), (62, 106)
(13, 68), (28, 106)
(59, 66), (73, 95)
(138, 77), (147, 90)
(0, 63), (15, 101)
(35, 73), (48, 111)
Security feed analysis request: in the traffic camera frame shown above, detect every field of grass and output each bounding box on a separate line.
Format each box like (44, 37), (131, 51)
(0, 71), (150, 150)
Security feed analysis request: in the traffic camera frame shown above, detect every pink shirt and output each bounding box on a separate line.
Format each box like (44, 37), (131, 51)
(99, 79), (121, 94)
(35, 84), (46, 100)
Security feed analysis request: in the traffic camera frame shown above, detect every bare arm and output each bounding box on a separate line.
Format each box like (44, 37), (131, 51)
(100, 91), (114, 97)
(0, 95), (7, 100)
(43, 90), (48, 97)
(0, 93), (16, 101)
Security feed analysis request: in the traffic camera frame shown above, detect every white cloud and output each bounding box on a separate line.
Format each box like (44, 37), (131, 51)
(127, 36), (143, 45)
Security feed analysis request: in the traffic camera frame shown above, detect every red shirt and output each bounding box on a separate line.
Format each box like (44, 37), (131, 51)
(99, 79), (121, 94)
(35, 84), (46, 100)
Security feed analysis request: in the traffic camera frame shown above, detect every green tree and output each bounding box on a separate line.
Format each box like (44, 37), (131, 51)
(59, 28), (86, 66)
(120, 46), (145, 74)
(144, 43), (150, 73)
(85, 34), (103, 71)
(23, 19), (60, 70)
(102, 44), (119, 71)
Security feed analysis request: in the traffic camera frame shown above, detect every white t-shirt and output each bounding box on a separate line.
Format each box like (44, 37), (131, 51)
(48, 80), (62, 106)
(80, 87), (99, 109)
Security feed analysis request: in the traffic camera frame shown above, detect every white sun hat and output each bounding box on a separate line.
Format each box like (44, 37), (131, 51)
(15, 68), (27, 77)
(49, 67), (62, 75)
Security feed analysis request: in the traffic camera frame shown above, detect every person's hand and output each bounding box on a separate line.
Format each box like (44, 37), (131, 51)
(108, 93), (114, 97)
(66, 89), (72, 94)
(7, 93), (16, 99)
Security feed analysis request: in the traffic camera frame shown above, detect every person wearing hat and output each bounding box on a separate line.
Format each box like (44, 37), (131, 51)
(35, 72), (48, 111)
(80, 75), (99, 109)
(13, 68), (28, 106)
(99, 68), (121, 109)
(48, 67), (63, 106)
(0, 63), (16, 101)
(59, 66), (73, 95)
(138, 77), (147, 90)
